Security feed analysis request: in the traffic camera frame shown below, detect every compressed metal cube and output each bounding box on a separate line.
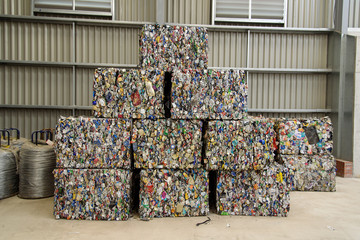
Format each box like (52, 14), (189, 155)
(217, 163), (290, 217)
(139, 169), (209, 219)
(53, 169), (132, 220)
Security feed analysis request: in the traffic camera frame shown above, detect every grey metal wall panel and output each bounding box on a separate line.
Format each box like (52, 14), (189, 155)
(76, 25), (139, 64)
(249, 112), (326, 118)
(76, 68), (94, 106)
(248, 73), (327, 110)
(0, 65), (73, 106)
(287, 0), (335, 28)
(0, 0), (32, 16)
(75, 109), (92, 116)
(349, 0), (360, 28)
(165, 0), (211, 25)
(0, 21), (73, 62)
(0, 108), (72, 139)
(115, 0), (156, 22)
(208, 31), (247, 68)
(249, 33), (328, 69)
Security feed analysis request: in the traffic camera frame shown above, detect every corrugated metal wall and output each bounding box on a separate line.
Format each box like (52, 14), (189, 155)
(2, 0), (354, 138)
(249, 33), (328, 69)
(0, 66), (73, 106)
(208, 31), (247, 68)
(349, 0), (360, 28)
(287, 0), (335, 28)
(248, 73), (327, 110)
(115, 0), (156, 22)
(0, 0), (32, 16)
(75, 25), (139, 64)
(0, 22), (73, 62)
(0, 108), (72, 139)
(165, 0), (211, 25)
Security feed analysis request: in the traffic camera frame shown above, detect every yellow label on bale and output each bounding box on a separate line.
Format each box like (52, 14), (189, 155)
(276, 172), (283, 183)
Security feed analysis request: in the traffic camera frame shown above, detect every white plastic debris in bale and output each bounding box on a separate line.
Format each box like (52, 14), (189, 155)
(139, 169), (209, 219)
(132, 119), (203, 169)
(53, 169), (132, 220)
(205, 117), (276, 170)
(217, 163), (290, 217)
(276, 117), (333, 155)
(140, 25), (208, 71)
(93, 68), (165, 119)
(279, 154), (336, 192)
(55, 117), (131, 169)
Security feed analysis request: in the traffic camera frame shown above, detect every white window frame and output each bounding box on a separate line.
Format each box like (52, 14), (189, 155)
(32, 0), (114, 19)
(212, 0), (287, 25)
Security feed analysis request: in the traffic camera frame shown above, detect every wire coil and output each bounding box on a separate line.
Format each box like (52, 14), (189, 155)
(0, 148), (19, 199)
(19, 141), (56, 199)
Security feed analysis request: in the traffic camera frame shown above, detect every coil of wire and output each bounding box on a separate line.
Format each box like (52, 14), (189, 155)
(19, 139), (56, 199)
(0, 148), (19, 199)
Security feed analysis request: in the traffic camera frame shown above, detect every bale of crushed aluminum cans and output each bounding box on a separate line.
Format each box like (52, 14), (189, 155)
(207, 70), (247, 119)
(217, 163), (290, 217)
(279, 154), (336, 191)
(93, 68), (165, 119)
(205, 117), (275, 170)
(276, 117), (333, 155)
(205, 119), (253, 170)
(132, 119), (170, 168)
(252, 117), (277, 170)
(53, 169), (132, 220)
(132, 119), (203, 169)
(139, 169), (209, 219)
(171, 69), (248, 120)
(140, 25), (208, 71)
(55, 117), (131, 169)
(171, 69), (209, 119)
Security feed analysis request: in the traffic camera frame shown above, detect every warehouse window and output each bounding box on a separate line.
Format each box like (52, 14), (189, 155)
(33, 0), (113, 18)
(213, 0), (286, 24)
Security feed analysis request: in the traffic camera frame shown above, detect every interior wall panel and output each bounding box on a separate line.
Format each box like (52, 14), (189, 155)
(249, 112), (326, 119)
(208, 31), (247, 68)
(249, 33), (328, 69)
(76, 68), (94, 106)
(287, 0), (335, 28)
(0, 0), (32, 16)
(349, 0), (360, 28)
(115, 0), (156, 22)
(0, 65), (73, 106)
(76, 25), (139, 64)
(165, 0), (211, 25)
(0, 21), (73, 62)
(248, 73), (327, 110)
(0, 109), (72, 139)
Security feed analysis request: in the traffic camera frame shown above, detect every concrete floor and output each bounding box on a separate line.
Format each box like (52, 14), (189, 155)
(0, 177), (359, 240)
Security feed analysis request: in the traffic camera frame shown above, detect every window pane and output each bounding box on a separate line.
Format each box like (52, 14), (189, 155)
(75, 0), (112, 12)
(34, 0), (73, 10)
(251, 0), (284, 19)
(216, 0), (249, 19)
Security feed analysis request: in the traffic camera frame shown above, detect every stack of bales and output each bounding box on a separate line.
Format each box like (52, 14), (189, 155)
(205, 117), (290, 216)
(276, 117), (336, 192)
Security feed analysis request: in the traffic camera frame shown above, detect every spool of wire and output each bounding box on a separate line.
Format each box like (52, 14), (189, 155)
(0, 130), (19, 199)
(19, 130), (56, 199)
